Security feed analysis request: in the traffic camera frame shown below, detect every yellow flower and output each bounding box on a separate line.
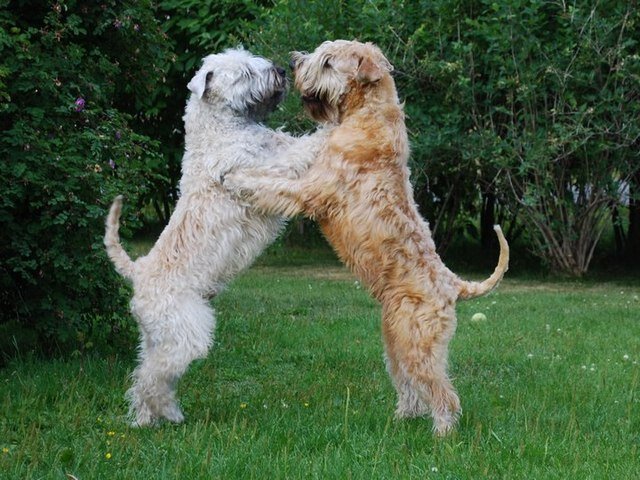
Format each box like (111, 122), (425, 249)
(240, 403), (247, 409)
(105, 452), (112, 460)
(2, 447), (9, 454)
(107, 431), (116, 437)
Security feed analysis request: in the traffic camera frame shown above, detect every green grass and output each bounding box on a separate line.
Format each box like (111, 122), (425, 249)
(1, 251), (639, 479)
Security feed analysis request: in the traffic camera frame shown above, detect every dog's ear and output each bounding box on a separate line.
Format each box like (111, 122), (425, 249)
(356, 55), (393, 84)
(187, 69), (214, 98)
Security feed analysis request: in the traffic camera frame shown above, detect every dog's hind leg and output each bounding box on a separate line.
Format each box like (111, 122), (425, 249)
(383, 333), (429, 419)
(128, 295), (215, 426)
(382, 298), (461, 436)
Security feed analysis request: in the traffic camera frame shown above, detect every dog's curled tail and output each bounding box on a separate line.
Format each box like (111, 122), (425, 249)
(456, 225), (509, 300)
(104, 195), (135, 280)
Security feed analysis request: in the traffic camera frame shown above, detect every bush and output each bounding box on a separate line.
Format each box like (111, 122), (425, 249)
(248, 0), (640, 271)
(0, 1), (173, 358)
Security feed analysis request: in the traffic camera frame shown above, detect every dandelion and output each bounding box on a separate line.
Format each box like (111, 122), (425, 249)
(431, 466), (439, 473)
(107, 431), (116, 437)
(240, 402), (247, 409)
(74, 97), (85, 112)
(527, 353), (534, 359)
(2, 447), (9, 454)
(623, 354), (630, 361)
(105, 452), (112, 460)
(304, 402), (310, 408)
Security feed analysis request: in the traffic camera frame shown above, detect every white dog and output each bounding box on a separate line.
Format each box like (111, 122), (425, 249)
(104, 48), (322, 426)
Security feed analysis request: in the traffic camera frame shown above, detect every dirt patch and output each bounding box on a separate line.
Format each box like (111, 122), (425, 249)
(251, 265), (639, 296)
(251, 264), (356, 281)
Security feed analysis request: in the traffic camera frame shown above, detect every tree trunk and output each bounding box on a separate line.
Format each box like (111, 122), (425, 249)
(627, 170), (640, 265)
(611, 206), (625, 257)
(480, 190), (496, 251)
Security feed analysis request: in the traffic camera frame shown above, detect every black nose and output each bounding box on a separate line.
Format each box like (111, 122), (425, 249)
(289, 59), (297, 71)
(276, 66), (286, 77)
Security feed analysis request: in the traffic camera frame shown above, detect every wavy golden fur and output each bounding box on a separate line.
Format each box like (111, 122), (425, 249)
(225, 40), (508, 435)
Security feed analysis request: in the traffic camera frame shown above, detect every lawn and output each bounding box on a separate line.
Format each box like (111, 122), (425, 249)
(1, 249), (639, 479)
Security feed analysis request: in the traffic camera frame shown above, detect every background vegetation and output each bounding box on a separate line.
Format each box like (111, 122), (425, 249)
(1, 0), (639, 355)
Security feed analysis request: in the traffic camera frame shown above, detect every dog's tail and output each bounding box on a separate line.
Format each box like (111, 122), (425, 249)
(104, 195), (135, 280)
(456, 225), (509, 300)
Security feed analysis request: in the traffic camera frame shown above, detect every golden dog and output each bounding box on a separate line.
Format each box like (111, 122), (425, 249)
(225, 40), (509, 435)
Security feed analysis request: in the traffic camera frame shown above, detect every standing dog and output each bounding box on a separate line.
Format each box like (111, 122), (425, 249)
(104, 48), (322, 426)
(224, 40), (509, 435)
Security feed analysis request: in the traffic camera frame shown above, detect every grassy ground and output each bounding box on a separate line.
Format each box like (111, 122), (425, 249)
(1, 248), (639, 479)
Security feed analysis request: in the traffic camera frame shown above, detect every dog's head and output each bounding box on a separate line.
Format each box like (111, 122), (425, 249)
(187, 48), (287, 120)
(290, 40), (394, 123)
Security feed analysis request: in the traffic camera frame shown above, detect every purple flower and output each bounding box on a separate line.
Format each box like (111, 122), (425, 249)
(115, 130), (122, 140)
(114, 19), (123, 29)
(133, 23), (140, 32)
(74, 97), (85, 112)
(108, 159), (116, 169)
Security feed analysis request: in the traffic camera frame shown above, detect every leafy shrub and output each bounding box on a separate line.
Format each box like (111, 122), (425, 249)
(249, 0), (640, 272)
(437, 1), (640, 274)
(0, 1), (173, 358)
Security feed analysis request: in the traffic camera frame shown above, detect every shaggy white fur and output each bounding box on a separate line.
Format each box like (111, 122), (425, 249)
(104, 48), (324, 426)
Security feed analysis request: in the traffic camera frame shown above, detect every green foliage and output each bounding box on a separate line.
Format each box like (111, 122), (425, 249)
(451, 1), (640, 274)
(245, 1), (499, 251)
(132, 0), (267, 223)
(0, 0), (173, 357)
(247, 0), (640, 271)
(2, 0), (638, 360)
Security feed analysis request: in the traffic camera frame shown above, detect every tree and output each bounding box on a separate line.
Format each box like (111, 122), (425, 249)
(0, 0), (173, 356)
(462, 1), (640, 275)
(247, 0), (487, 253)
(137, 0), (269, 223)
